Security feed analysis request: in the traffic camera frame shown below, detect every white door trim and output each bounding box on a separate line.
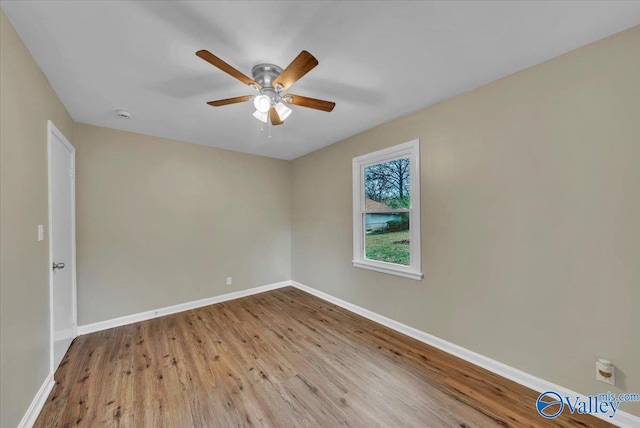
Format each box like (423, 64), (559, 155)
(47, 120), (77, 375)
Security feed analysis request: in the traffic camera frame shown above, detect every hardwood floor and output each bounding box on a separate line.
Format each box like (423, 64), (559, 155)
(35, 287), (610, 427)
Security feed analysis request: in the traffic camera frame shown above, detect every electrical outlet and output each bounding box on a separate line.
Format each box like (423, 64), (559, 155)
(226, 277), (232, 286)
(596, 359), (615, 385)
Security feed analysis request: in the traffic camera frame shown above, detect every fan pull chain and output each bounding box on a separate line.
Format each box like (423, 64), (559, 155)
(268, 116), (272, 139)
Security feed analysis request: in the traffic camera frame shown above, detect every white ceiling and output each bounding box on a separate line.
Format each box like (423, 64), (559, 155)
(3, 1), (640, 160)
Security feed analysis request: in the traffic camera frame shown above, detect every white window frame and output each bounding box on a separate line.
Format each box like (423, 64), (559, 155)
(352, 139), (422, 280)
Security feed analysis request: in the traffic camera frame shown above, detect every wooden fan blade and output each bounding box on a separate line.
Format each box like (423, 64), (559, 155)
(272, 51), (318, 91)
(269, 107), (283, 125)
(285, 94), (335, 112)
(196, 50), (260, 89)
(207, 95), (253, 107)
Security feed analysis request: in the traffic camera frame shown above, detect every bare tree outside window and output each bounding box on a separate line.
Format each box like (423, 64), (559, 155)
(364, 157), (411, 265)
(365, 158), (410, 209)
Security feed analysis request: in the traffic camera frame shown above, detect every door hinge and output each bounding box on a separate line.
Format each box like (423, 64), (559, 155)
(69, 168), (75, 179)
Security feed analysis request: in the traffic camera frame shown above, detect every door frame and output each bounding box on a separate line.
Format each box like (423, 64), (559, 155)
(47, 120), (77, 375)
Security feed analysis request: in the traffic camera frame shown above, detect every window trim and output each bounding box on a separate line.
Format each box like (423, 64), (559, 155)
(352, 139), (423, 280)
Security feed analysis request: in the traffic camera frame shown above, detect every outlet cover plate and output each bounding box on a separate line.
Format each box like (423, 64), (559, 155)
(596, 361), (615, 385)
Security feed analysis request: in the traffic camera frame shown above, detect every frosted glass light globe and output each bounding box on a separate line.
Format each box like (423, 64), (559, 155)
(253, 95), (271, 113)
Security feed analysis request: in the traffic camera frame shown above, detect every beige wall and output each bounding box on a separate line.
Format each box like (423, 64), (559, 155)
(292, 26), (640, 416)
(73, 124), (291, 325)
(0, 8), (75, 428)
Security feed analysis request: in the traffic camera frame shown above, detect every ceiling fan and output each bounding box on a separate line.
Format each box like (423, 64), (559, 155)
(196, 50), (335, 126)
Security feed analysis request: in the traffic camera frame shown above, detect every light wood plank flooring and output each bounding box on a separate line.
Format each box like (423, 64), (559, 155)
(35, 287), (610, 427)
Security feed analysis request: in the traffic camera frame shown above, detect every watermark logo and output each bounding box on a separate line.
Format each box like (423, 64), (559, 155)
(536, 390), (640, 419)
(536, 391), (564, 418)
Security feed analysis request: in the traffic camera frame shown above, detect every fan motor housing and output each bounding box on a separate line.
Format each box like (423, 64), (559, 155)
(252, 63), (283, 89)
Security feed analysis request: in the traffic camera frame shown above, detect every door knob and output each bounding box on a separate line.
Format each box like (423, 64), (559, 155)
(53, 262), (65, 270)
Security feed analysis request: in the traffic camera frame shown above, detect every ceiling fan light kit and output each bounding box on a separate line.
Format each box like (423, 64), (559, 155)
(196, 50), (335, 129)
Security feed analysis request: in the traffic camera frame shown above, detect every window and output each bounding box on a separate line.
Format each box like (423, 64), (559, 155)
(352, 139), (422, 280)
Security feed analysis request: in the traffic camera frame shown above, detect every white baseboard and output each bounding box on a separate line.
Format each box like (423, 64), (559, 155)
(290, 281), (640, 428)
(53, 327), (75, 342)
(77, 281), (290, 335)
(17, 373), (54, 428)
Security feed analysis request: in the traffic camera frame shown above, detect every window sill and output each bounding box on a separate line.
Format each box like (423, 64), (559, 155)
(352, 260), (423, 281)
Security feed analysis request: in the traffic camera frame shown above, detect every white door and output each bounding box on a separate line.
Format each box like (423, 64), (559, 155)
(48, 120), (77, 374)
